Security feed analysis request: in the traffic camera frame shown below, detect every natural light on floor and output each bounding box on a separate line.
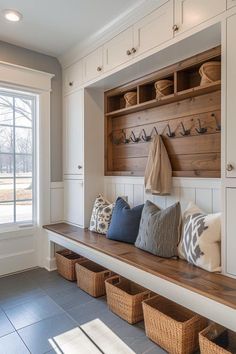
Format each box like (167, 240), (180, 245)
(49, 319), (135, 354)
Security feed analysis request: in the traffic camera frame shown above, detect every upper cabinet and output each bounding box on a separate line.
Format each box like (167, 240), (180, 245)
(174, 0), (226, 35)
(103, 27), (133, 72)
(133, 1), (173, 57)
(63, 89), (84, 176)
(83, 47), (103, 83)
(63, 60), (83, 94)
(228, 0), (236, 8)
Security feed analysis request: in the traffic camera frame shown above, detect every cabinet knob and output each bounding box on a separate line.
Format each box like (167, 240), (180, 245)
(131, 47), (137, 54)
(126, 49), (132, 56)
(78, 165), (82, 169)
(226, 163), (234, 172)
(173, 24), (179, 32)
(97, 66), (102, 72)
(69, 81), (73, 87)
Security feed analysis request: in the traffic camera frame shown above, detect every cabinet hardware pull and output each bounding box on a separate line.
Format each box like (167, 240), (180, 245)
(78, 165), (82, 169)
(226, 164), (234, 172)
(69, 81), (73, 86)
(126, 49), (132, 56)
(97, 66), (102, 72)
(173, 24), (179, 32)
(131, 47), (137, 54)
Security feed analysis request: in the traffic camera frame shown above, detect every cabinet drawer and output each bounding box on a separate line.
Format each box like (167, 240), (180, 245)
(174, 0), (226, 35)
(133, 1), (173, 57)
(103, 27), (133, 72)
(83, 47), (103, 83)
(63, 60), (83, 94)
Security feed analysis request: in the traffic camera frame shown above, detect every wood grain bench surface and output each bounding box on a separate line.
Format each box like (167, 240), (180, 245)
(43, 222), (236, 310)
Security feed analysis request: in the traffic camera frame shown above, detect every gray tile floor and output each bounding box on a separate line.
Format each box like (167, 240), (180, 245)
(0, 268), (166, 354)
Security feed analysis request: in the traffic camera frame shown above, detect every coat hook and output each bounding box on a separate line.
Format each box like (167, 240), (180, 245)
(166, 124), (175, 138)
(180, 121), (191, 136)
(141, 128), (152, 142)
(122, 129), (130, 144)
(211, 113), (221, 131)
(141, 127), (158, 142)
(130, 130), (140, 143)
(195, 119), (207, 134)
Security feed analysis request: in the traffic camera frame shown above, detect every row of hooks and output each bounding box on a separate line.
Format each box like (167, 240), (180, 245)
(112, 113), (221, 145)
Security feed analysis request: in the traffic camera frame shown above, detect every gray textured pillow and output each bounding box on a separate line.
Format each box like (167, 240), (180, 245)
(135, 200), (181, 258)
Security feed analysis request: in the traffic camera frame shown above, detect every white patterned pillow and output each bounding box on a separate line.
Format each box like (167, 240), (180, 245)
(89, 194), (114, 234)
(178, 202), (221, 272)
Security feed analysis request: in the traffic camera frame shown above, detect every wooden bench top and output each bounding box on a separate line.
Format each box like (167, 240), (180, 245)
(43, 222), (236, 310)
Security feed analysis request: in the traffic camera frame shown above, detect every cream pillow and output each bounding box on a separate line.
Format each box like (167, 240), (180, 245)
(178, 202), (221, 272)
(89, 194), (114, 235)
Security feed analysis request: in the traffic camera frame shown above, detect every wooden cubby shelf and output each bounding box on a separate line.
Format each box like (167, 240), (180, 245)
(105, 46), (221, 177)
(106, 81), (221, 118)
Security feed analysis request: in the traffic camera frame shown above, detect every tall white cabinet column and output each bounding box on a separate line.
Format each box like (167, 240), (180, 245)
(63, 64), (104, 228)
(223, 13), (236, 278)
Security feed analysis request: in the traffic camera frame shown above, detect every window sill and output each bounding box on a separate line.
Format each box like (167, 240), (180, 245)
(0, 224), (36, 236)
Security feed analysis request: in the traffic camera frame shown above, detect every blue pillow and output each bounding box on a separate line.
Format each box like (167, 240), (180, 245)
(106, 197), (144, 244)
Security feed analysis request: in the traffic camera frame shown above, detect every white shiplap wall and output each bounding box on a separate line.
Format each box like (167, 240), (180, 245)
(104, 177), (221, 213)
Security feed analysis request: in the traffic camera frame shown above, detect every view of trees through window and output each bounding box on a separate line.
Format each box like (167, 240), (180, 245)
(0, 90), (35, 225)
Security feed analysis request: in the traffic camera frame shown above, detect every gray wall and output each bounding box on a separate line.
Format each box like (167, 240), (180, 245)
(0, 41), (62, 182)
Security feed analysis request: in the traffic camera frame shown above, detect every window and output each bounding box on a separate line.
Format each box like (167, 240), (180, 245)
(0, 89), (36, 226)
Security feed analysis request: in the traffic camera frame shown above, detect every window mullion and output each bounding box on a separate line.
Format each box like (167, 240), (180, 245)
(13, 96), (16, 223)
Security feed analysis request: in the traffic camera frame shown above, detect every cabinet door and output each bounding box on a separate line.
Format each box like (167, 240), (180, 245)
(133, 1), (173, 57)
(64, 179), (84, 226)
(83, 47), (103, 82)
(226, 14), (236, 177)
(228, 0), (236, 8)
(63, 90), (83, 175)
(63, 60), (83, 94)
(174, 0), (226, 35)
(226, 188), (236, 276)
(103, 27), (133, 72)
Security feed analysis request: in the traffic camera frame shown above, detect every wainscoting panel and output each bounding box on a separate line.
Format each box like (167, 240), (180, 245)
(104, 176), (221, 213)
(50, 182), (64, 223)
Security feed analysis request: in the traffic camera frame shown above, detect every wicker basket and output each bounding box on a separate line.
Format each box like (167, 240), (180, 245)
(143, 295), (208, 354)
(55, 249), (86, 281)
(154, 79), (173, 100)
(105, 275), (152, 324)
(199, 323), (236, 354)
(76, 260), (113, 297)
(199, 61), (221, 85)
(124, 92), (137, 107)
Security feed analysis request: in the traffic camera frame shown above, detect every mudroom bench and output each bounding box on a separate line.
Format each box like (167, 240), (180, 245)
(43, 223), (236, 332)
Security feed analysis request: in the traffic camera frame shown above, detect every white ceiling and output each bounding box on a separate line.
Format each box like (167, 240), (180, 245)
(0, 0), (139, 57)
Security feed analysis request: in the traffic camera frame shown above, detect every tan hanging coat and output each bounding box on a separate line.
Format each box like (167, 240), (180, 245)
(144, 135), (172, 195)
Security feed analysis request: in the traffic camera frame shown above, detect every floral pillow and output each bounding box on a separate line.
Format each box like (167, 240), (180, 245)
(178, 202), (221, 272)
(89, 194), (114, 234)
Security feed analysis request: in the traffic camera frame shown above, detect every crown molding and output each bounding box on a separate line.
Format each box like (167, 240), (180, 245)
(58, 0), (165, 68)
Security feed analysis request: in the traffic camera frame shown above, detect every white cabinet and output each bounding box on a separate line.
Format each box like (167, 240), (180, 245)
(226, 188), (236, 276)
(226, 14), (236, 177)
(103, 27), (133, 72)
(64, 179), (84, 226)
(83, 47), (103, 83)
(174, 0), (226, 35)
(63, 60), (83, 94)
(133, 1), (173, 57)
(228, 0), (236, 8)
(63, 89), (83, 175)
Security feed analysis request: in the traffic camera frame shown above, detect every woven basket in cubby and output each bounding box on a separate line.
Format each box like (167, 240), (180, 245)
(55, 249), (86, 281)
